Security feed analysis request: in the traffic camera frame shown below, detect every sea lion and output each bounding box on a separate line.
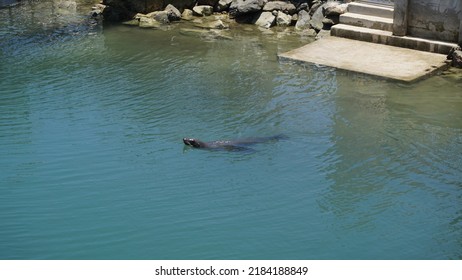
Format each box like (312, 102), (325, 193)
(183, 134), (287, 151)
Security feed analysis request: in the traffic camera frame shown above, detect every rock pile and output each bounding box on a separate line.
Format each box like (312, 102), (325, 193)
(447, 45), (462, 68)
(92, 0), (349, 35)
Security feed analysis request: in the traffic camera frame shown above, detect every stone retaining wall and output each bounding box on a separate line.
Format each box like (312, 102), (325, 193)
(95, 0), (348, 34)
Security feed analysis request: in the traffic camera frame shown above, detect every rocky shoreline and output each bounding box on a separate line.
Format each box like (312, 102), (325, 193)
(91, 0), (349, 36)
(90, 0), (462, 68)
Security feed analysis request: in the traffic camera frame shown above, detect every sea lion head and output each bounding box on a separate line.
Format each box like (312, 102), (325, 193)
(183, 138), (205, 148)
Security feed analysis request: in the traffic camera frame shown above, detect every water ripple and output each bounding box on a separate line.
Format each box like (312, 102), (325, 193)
(1, 0), (462, 260)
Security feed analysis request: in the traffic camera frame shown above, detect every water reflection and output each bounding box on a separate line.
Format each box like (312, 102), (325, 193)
(317, 74), (462, 258)
(1, 0), (462, 260)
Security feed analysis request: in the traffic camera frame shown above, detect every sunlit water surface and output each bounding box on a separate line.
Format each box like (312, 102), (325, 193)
(1, 1), (461, 260)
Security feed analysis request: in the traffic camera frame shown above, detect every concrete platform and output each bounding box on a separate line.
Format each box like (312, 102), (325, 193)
(278, 36), (450, 82)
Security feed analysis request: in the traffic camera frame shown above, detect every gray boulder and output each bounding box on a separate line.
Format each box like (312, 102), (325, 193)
(323, 2), (348, 16)
(263, 1), (296, 15)
(276, 11), (292, 26)
(453, 50), (462, 68)
(165, 4), (181, 21)
(309, 3), (324, 31)
(181, 8), (194, 20)
(229, 0), (267, 17)
(193, 5), (214, 16)
(254, 11), (276, 28)
(216, 0), (233, 12)
(448, 46), (462, 68)
(148, 11), (170, 23)
(309, 0), (322, 16)
(295, 9), (311, 30)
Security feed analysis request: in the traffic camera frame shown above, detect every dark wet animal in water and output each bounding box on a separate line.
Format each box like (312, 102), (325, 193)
(183, 134), (288, 152)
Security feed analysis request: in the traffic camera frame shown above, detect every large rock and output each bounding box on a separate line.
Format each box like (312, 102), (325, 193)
(323, 2), (348, 16)
(309, 2), (324, 31)
(181, 8), (194, 20)
(135, 11), (169, 24)
(276, 11), (292, 26)
(254, 11), (276, 28)
(165, 4), (181, 21)
(193, 5), (214, 16)
(452, 50), (462, 68)
(295, 9), (310, 30)
(263, 1), (296, 15)
(448, 47), (462, 68)
(309, 0), (322, 16)
(150, 11), (170, 23)
(216, 0), (233, 12)
(229, 0), (267, 17)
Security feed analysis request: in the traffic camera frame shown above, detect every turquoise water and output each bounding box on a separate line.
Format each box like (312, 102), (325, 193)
(1, 1), (462, 260)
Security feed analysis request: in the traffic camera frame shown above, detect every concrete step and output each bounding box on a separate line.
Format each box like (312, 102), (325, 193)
(331, 23), (391, 44)
(348, 2), (394, 19)
(331, 24), (458, 54)
(340, 12), (393, 32)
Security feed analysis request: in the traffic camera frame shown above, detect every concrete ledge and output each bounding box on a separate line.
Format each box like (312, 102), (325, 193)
(348, 2), (394, 18)
(340, 13), (393, 32)
(331, 24), (392, 44)
(331, 24), (458, 54)
(278, 36), (450, 83)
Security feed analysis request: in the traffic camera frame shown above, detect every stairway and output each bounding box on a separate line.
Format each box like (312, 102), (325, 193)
(340, 2), (394, 31)
(331, 2), (457, 54)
